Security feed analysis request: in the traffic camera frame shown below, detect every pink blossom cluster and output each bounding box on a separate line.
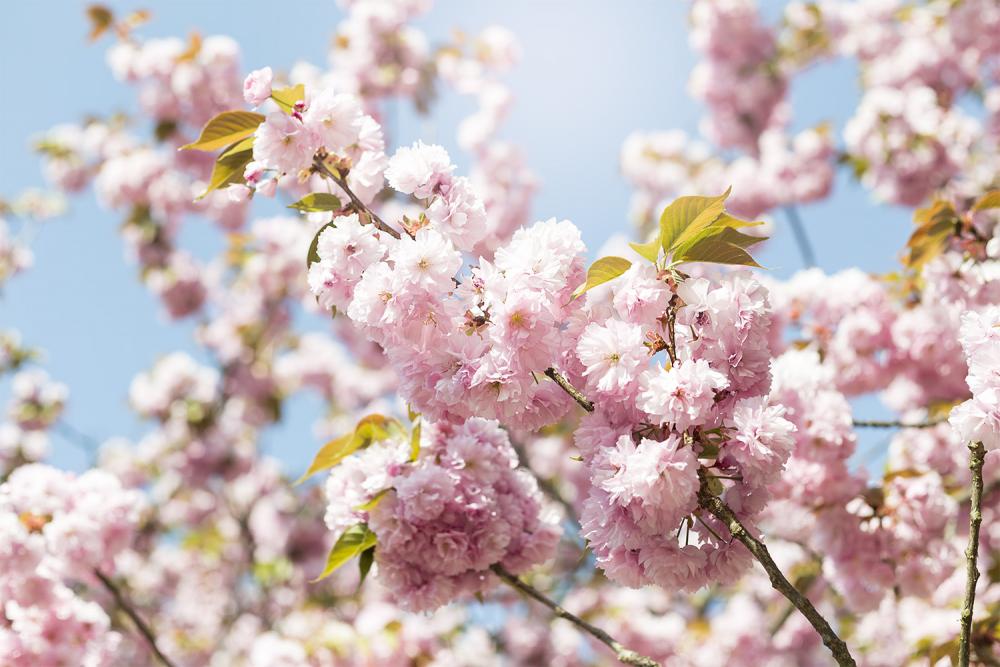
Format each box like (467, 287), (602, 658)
(574, 271), (796, 590)
(0, 463), (144, 666)
(324, 417), (559, 611)
(688, 0), (787, 151)
(950, 307), (1000, 451)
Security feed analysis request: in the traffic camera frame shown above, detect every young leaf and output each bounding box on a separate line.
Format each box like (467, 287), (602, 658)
(271, 84), (306, 113)
(675, 226), (765, 268)
(306, 222), (335, 268)
(358, 546), (375, 585)
(181, 111), (265, 152)
(354, 488), (390, 512)
(410, 418), (421, 462)
(288, 193), (343, 213)
(660, 188), (731, 253)
(629, 238), (661, 263)
(313, 524), (377, 582)
(572, 256), (632, 298)
(196, 138), (255, 200)
(294, 432), (355, 485)
(904, 200), (959, 270)
(294, 414), (400, 485)
(972, 190), (1000, 212)
(86, 5), (114, 41)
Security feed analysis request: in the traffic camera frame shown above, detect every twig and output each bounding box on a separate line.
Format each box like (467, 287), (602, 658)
(490, 564), (659, 667)
(783, 205), (816, 268)
(312, 158), (403, 239)
(539, 366), (854, 664)
(959, 441), (986, 667)
(696, 475), (856, 667)
(512, 442), (580, 527)
(544, 367), (594, 413)
(852, 418), (945, 429)
(94, 569), (177, 667)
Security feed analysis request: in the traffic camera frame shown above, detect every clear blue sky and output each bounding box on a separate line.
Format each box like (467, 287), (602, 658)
(0, 1), (911, 473)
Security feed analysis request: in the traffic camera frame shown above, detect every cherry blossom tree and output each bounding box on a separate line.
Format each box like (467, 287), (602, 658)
(3, 1), (1000, 665)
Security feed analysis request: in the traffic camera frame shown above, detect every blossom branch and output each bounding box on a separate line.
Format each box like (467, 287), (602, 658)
(696, 475), (856, 667)
(490, 564), (659, 667)
(782, 205), (816, 268)
(544, 367), (594, 412)
(852, 418), (945, 429)
(959, 440), (986, 667)
(311, 157), (404, 239)
(93, 568), (177, 667)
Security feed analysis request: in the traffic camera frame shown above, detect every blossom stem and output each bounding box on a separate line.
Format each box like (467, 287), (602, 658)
(696, 476), (856, 667)
(94, 568), (177, 667)
(490, 564), (660, 667)
(544, 367), (594, 412)
(959, 440), (986, 667)
(312, 158), (404, 239)
(783, 205), (816, 268)
(852, 418), (944, 429)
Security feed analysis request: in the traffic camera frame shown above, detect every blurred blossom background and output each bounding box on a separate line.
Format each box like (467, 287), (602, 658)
(0, 1), (913, 473)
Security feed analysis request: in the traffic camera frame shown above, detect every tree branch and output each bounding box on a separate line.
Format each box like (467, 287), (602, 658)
(490, 564), (659, 667)
(94, 568), (177, 667)
(959, 440), (986, 667)
(544, 367), (594, 412)
(312, 157), (404, 239)
(696, 476), (856, 667)
(852, 418), (945, 429)
(783, 205), (816, 268)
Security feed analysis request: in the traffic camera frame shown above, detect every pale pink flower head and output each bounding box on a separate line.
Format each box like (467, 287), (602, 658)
(252, 112), (319, 175)
(576, 320), (647, 394)
(385, 141), (454, 198)
(724, 396), (796, 484)
(636, 358), (728, 430)
(243, 66), (273, 107)
(391, 228), (462, 293)
(302, 89), (364, 153)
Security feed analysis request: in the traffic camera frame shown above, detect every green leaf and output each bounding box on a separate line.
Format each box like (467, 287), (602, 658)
(674, 226), (765, 268)
(271, 84), (306, 113)
(196, 138), (255, 200)
(572, 256), (632, 298)
(354, 488), (390, 512)
(410, 419), (421, 462)
(294, 414), (399, 485)
(358, 546), (375, 585)
(288, 193), (343, 213)
(629, 238), (661, 263)
(294, 432), (354, 485)
(904, 200), (959, 270)
(181, 111), (265, 152)
(313, 524), (377, 582)
(306, 222), (334, 268)
(660, 188), (731, 253)
(972, 190), (1000, 212)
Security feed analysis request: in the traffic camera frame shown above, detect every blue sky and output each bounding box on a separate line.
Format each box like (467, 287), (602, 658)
(0, 1), (911, 473)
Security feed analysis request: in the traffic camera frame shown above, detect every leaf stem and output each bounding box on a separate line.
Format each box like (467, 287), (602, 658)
(959, 441), (986, 667)
(490, 564), (659, 667)
(94, 569), (177, 667)
(696, 474), (856, 667)
(544, 367), (594, 412)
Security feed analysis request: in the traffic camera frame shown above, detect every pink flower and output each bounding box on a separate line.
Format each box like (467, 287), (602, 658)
(302, 90), (363, 153)
(637, 359), (728, 430)
(724, 396), (796, 484)
(576, 320), (647, 394)
(242, 67), (273, 107)
(385, 141), (454, 198)
(252, 112), (318, 175)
